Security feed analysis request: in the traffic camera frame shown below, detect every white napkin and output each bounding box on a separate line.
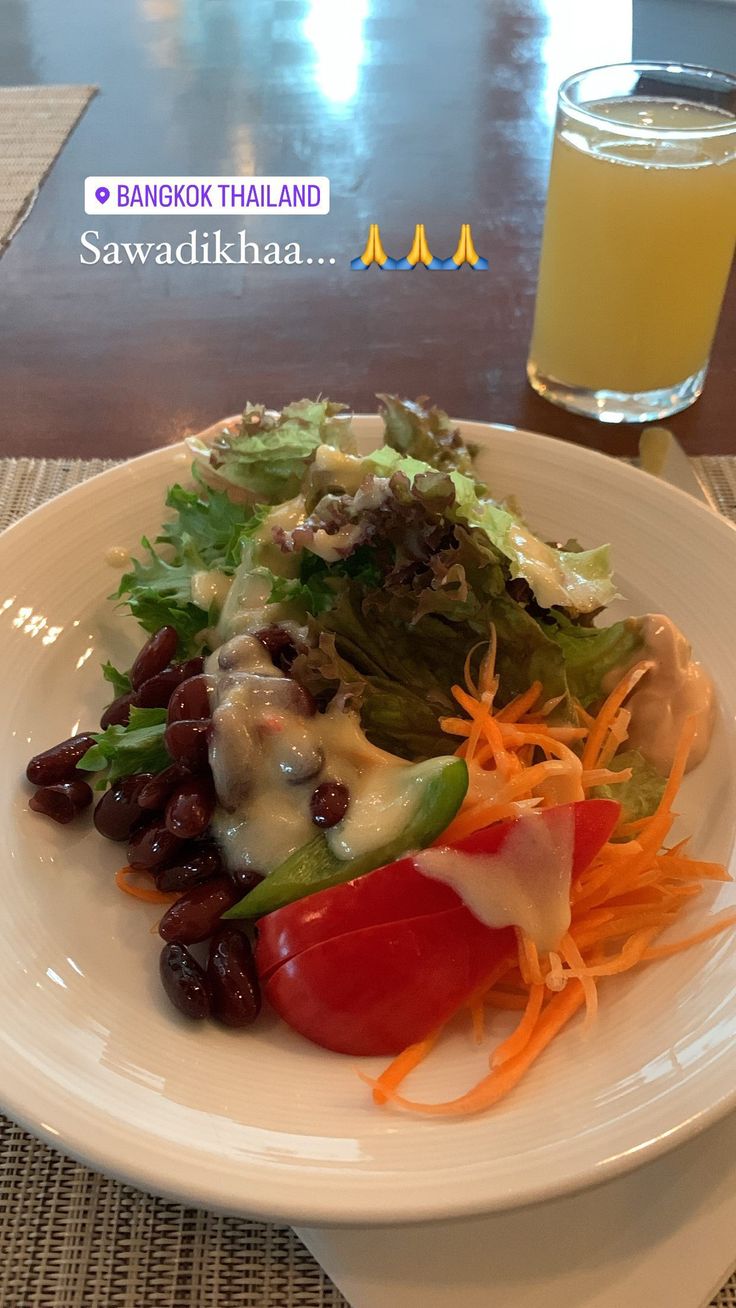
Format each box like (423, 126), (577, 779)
(298, 1108), (736, 1308)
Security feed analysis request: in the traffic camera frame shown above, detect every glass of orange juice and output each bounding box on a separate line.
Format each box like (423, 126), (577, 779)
(527, 63), (736, 423)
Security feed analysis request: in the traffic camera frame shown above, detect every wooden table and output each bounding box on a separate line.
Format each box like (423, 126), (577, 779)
(0, 0), (733, 459)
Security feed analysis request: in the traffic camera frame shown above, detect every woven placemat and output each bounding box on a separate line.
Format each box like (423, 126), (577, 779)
(1, 453), (735, 1308)
(0, 84), (96, 255)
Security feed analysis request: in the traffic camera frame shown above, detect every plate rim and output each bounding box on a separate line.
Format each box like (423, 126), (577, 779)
(2, 417), (736, 1225)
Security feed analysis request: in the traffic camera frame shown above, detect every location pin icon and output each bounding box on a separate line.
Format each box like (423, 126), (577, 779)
(95, 186), (110, 204)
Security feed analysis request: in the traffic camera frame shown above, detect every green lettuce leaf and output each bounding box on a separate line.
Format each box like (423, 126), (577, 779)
(116, 481), (265, 654)
(77, 707), (169, 786)
(544, 612), (644, 708)
(363, 447), (616, 615)
(117, 538), (211, 653)
(261, 568), (336, 618)
(320, 588), (566, 759)
(263, 547), (382, 618)
(102, 660), (132, 696)
(157, 479), (251, 571)
(378, 394), (480, 483)
(292, 515), (569, 759)
(187, 399), (355, 503)
(466, 501), (617, 615)
(275, 449), (625, 755)
(592, 750), (666, 824)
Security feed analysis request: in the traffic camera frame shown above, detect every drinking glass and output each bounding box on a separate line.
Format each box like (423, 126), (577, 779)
(527, 62), (736, 423)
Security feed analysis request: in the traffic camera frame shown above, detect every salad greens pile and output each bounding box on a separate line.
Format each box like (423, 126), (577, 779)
(108, 394), (655, 798)
(115, 481), (265, 655)
(186, 399), (354, 502)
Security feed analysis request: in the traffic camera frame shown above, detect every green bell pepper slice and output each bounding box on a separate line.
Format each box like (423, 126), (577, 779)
(224, 755), (468, 919)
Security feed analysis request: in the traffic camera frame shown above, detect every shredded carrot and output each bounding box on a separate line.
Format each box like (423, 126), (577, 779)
(632, 718), (696, 861)
(518, 932), (544, 986)
(495, 681), (542, 722)
(492, 984), (544, 1066)
(640, 911), (736, 960)
(451, 683), (489, 719)
(599, 708), (631, 768)
(368, 635), (734, 1120)
(581, 766), (633, 788)
(559, 933), (598, 1030)
(483, 989), (528, 1010)
(574, 701), (595, 728)
(367, 983), (586, 1117)
(115, 866), (180, 905)
(617, 815), (655, 837)
(370, 1029), (442, 1106)
(657, 855), (730, 882)
(581, 661), (653, 771)
(566, 926), (664, 978)
(505, 724), (588, 743)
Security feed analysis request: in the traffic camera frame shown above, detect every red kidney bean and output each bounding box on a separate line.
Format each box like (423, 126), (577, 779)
(26, 733), (97, 786)
(310, 781), (350, 828)
(29, 780), (92, 824)
(164, 719), (211, 771)
(130, 627), (178, 691)
(134, 666), (188, 709)
(155, 843), (223, 893)
(100, 692), (136, 730)
(167, 675), (212, 724)
(255, 624), (299, 672)
(159, 943), (210, 1019)
(158, 877), (240, 944)
(93, 774), (150, 842)
(207, 926), (261, 1027)
(177, 656), (204, 679)
(137, 763), (190, 812)
(61, 779), (94, 809)
(165, 776), (215, 840)
(230, 866), (265, 895)
(127, 821), (183, 871)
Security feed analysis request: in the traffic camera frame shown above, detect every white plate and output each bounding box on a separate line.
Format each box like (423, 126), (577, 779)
(1, 419), (735, 1226)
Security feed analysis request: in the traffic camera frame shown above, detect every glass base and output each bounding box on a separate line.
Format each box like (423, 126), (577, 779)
(526, 361), (708, 424)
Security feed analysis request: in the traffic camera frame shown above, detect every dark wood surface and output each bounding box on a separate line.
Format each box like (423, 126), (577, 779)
(0, 0), (733, 459)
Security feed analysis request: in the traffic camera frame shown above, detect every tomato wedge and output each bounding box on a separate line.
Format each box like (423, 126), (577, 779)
(256, 799), (619, 1056)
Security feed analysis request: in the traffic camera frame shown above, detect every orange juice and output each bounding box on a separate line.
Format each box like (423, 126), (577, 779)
(528, 98), (736, 397)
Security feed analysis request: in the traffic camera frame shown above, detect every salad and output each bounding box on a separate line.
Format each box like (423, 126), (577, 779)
(24, 396), (734, 1117)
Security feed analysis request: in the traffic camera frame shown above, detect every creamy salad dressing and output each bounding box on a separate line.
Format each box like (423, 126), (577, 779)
(105, 545), (131, 568)
(215, 569), (275, 643)
(308, 445), (369, 496)
(304, 523), (364, 564)
(299, 477), (393, 564)
(327, 756), (451, 861)
(212, 498), (306, 645)
(201, 486), (447, 876)
(205, 626), (422, 875)
(604, 614), (715, 773)
(417, 806), (575, 953)
(191, 569), (232, 611)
